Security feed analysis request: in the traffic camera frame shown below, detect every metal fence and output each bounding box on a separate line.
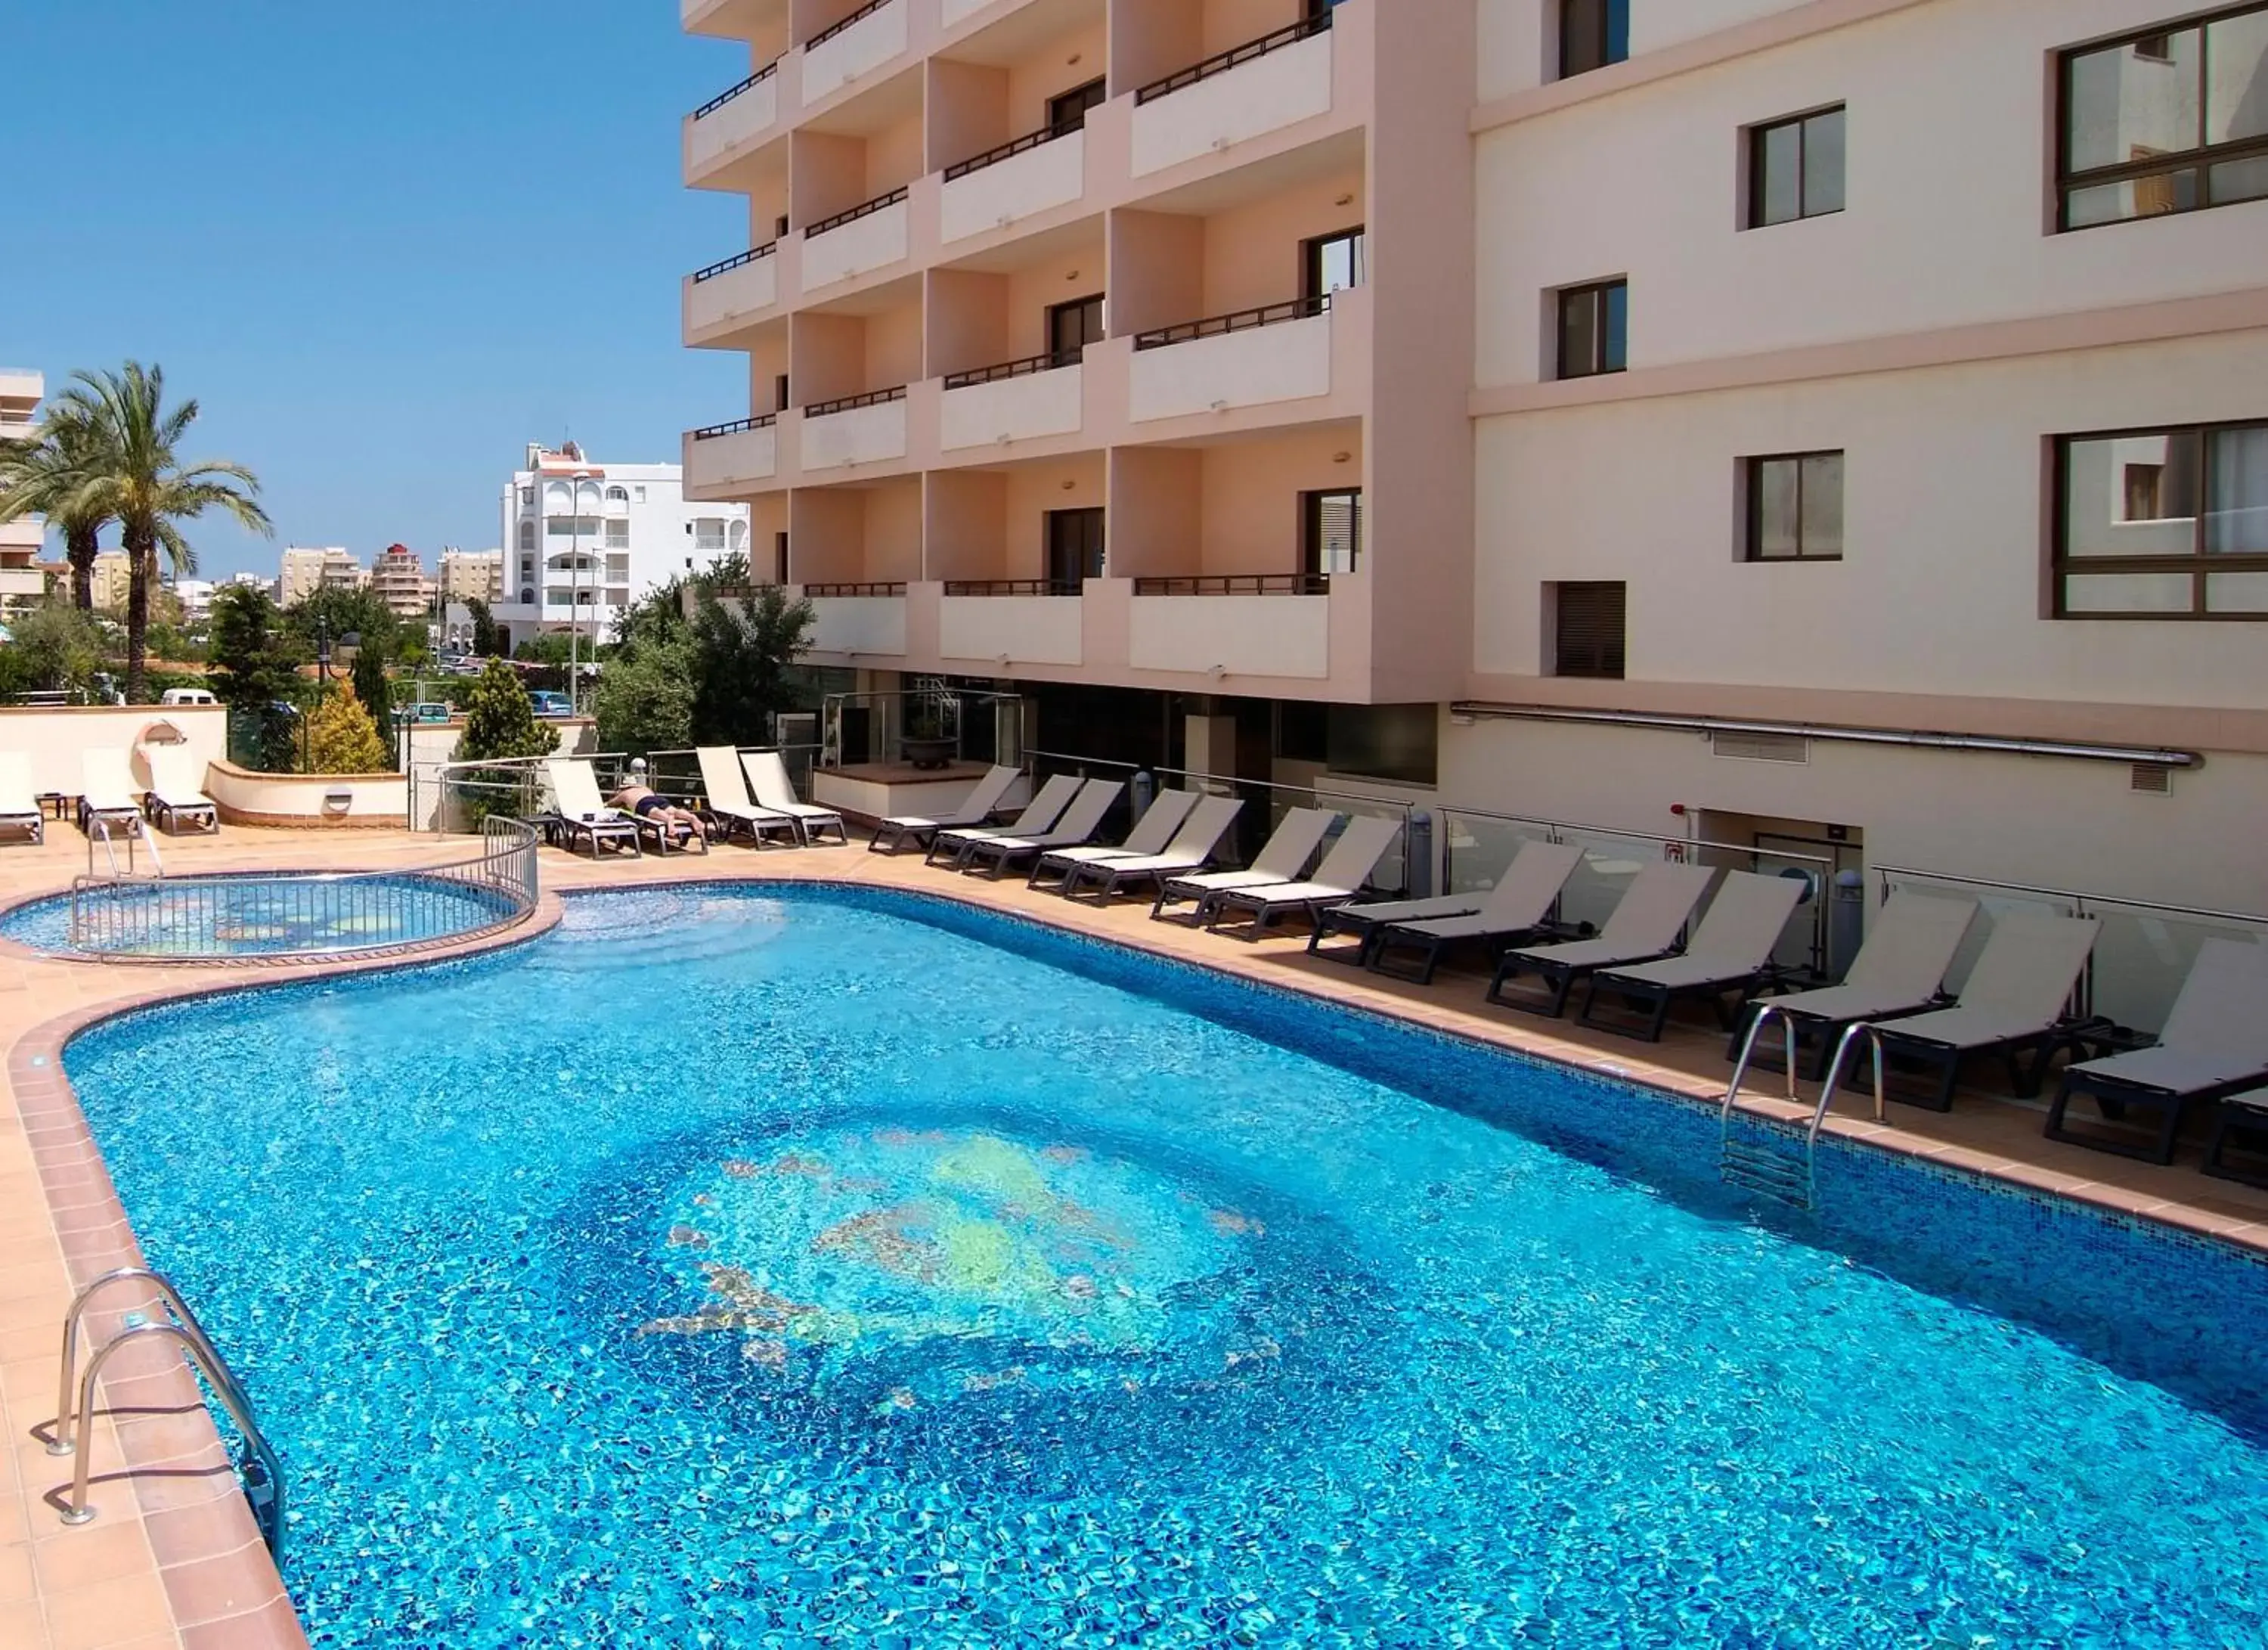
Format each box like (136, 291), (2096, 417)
(1873, 865), (2268, 1036)
(66, 819), (539, 962)
(1439, 808), (1836, 979)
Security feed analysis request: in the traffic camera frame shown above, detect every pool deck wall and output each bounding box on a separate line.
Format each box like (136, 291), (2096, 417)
(1, 826), (2263, 1649)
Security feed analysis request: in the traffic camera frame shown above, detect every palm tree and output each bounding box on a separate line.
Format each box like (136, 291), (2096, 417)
(49, 363), (271, 701)
(0, 405), (113, 610)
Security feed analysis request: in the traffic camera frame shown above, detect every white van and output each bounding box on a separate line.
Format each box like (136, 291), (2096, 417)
(160, 687), (218, 706)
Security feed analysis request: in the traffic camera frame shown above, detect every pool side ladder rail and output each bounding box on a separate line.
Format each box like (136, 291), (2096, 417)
(84, 811), (165, 882)
(1716, 1003), (1844, 1211)
(47, 1267), (284, 1560)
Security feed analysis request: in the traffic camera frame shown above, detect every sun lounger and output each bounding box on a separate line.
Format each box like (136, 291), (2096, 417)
(1579, 870), (1808, 1041)
(1201, 814), (1405, 937)
(695, 746), (801, 848)
(1151, 808), (1338, 920)
(0, 752), (45, 845)
(79, 749), (145, 835)
(2204, 1087), (2268, 1188)
(1486, 861), (1720, 1018)
(867, 765), (1022, 854)
(550, 758), (711, 858)
(742, 750), (848, 846)
(950, 779), (1125, 878)
(1057, 796), (1247, 903)
(1726, 891), (1981, 1079)
(1027, 789), (1198, 889)
(1826, 910), (2102, 1112)
(929, 774), (1081, 864)
(1355, 840), (1588, 982)
(2045, 938), (2268, 1162)
(141, 745), (219, 834)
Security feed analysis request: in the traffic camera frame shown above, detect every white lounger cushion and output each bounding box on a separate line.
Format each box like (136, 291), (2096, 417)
(1163, 808), (1336, 895)
(1871, 911), (2102, 1050)
(1505, 861), (1718, 969)
(547, 759), (622, 822)
(883, 765), (1021, 831)
(959, 780), (1123, 854)
(742, 752), (841, 823)
(1748, 891), (1981, 1023)
(1041, 790), (1198, 866)
(939, 774), (1080, 846)
(0, 752), (40, 818)
(81, 749), (143, 813)
(144, 746), (215, 808)
(1597, 871), (1806, 988)
(696, 747), (793, 827)
(2065, 938), (2268, 1092)
(1383, 841), (1588, 941)
(1216, 815), (1403, 908)
(1072, 798), (1247, 879)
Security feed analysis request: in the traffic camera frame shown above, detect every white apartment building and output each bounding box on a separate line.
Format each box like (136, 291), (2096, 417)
(494, 442), (751, 648)
(0, 368), (45, 617)
(438, 549), (504, 606)
(278, 547), (367, 606)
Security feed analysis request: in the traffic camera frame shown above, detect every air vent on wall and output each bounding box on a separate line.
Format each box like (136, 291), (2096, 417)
(1711, 730), (1811, 765)
(2130, 763), (2173, 796)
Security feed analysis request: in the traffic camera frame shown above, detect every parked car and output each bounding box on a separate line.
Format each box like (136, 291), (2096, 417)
(160, 687), (218, 706)
(530, 691), (574, 718)
(394, 702), (453, 727)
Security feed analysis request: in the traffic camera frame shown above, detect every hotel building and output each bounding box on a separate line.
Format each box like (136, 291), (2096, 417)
(678, 0), (2268, 913)
(0, 368), (45, 617)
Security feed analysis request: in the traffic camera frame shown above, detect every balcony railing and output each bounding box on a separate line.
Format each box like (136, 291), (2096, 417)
(805, 580), (908, 597)
(1134, 11), (1331, 106)
(691, 58), (779, 121)
(804, 384), (907, 418)
(1133, 293), (1328, 351)
(944, 578), (1082, 597)
(692, 241), (778, 283)
(804, 185), (910, 240)
(944, 119), (1077, 183)
(941, 350), (1082, 389)
(1132, 573), (1330, 596)
(692, 412), (779, 440)
(807, 0), (894, 49)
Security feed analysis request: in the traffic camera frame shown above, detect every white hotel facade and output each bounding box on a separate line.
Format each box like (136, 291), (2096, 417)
(674, 0), (2268, 916)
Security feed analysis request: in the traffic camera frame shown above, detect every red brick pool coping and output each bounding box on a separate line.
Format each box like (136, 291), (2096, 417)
(6, 839), (2263, 1648)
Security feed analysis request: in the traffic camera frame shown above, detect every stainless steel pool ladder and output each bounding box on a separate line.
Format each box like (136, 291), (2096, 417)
(1716, 1003), (1849, 1211)
(47, 1267), (284, 1559)
(84, 811), (165, 882)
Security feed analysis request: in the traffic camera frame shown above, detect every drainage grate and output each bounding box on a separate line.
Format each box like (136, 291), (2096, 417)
(1711, 730), (1811, 765)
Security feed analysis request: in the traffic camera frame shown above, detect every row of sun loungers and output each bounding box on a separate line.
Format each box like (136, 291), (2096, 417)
(0, 748), (218, 845)
(548, 748), (847, 858)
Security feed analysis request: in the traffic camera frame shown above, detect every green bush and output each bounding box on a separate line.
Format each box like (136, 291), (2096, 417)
(594, 637), (696, 758)
(455, 659), (553, 828)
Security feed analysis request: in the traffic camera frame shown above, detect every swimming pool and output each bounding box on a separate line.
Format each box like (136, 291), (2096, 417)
(3, 870), (523, 960)
(60, 886), (2268, 1647)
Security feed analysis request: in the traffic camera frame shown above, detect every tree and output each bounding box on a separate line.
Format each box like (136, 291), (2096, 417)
(689, 579), (814, 746)
(0, 403), (114, 610)
(594, 635), (696, 759)
(45, 363), (270, 702)
(0, 602), (107, 699)
(305, 681), (391, 774)
(466, 596), (507, 658)
(208, 584), (305, 771)
(287, 585), (400, 662)
(513, 631), (578, 666)
(458, 659), (553, 761)
(613, 576), (690, 661)
(350, 645), (395, 768)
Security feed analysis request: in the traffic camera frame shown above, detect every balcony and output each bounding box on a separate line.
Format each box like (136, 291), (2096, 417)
(804, 586), (909, 655)
(802, 187), (909, 288)
(940, 589), (1083, 665)
(940, 127), (1085, 245)
(1129, 580), (1331, 679)
(683, 0), (781, 39)
(684, 414), (779, 494)
(1131, 13), (1334, 177)
(1129, 296), (1334, 422)
(686, 243), (779, 340)
(803, 0), (907, 104)
(802, 386), (908, 469)
(686, 64), (780, 181)
(0, 566), (47, 600)
(939, 355), (1083, 451)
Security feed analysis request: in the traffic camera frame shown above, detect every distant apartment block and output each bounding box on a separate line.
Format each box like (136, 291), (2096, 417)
(368, 542), (435, 620)
(494, 442), (751, 649)
(278, 547), (367, 606)
(677, 0), (2268, 914)
(438, 548), (505, 606)
(0, 368), (45, 616)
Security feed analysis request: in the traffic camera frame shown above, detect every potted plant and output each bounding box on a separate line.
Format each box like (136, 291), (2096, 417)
(900, 696), (956, 770)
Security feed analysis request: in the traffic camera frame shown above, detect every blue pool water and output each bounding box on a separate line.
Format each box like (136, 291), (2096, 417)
(2, 873), (516, 958)
(62, 886), (2268, 1648)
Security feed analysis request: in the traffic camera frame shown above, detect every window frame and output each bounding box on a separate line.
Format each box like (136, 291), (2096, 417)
(2056, 1), (2268, 231)
(1300, 487), (1364, 577)
(1746, 104), (1847, 229)
(1743, 450), (1846, 563)
(1555, 279), (1628, 380)
(1558, 0), (1631, 79)
(1301, 226), (1367, 305)
(2052, 417), (2268, 619)
(1549, 580), (1628, 679)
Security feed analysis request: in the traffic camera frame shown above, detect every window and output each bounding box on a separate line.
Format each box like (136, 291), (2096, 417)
(1302, 488), (1362, 575)
(775, 374), (792, 414)
(730, 520), (749, 551)
(694, 518), (728, 553)
(1745, 452), (1845, 560)
(1048, 294), (1105, 366)
(2056, 421), (2268, 616)
(1557, 280), (1627, 379)
(2059, 5), (2268, 229)
(1048, 77), (1106, 135)
(1560, 0), (1630, 78)
(604, 519), (630, 550)
(634, 485), (647, 503)
(1749, 106), (1845, 227)
(517, 521), (536, 552)
(520, 586), (535, 605)
(1303, 228), (1365, 305)
(775, 530), (790, 584)
(605, 485), (629, 504)
(547, 516), (602, 537)
(519, 485), (534, 506)
(1045, 508), (1105, 594)
(1551, 581), (1627, 678)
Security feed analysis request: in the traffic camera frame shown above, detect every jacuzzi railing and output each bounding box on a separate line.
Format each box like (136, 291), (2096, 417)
(64, 819), (541, 962)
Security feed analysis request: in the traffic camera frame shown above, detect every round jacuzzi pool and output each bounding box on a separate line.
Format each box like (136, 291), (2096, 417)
(2, 871), (525, 961)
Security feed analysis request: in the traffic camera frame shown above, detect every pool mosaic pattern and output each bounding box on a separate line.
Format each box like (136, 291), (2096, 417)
(2, 873), (516, 959)
(60, 887), (2268, 1648)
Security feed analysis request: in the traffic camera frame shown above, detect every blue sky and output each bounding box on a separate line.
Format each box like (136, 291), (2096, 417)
(1, 2), (752, 579)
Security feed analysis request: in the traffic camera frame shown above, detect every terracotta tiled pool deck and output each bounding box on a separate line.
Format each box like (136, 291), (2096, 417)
(2, 824), (2263, 1648)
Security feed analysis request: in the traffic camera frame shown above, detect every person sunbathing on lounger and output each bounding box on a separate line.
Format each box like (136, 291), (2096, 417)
(609, 783), (712, 840)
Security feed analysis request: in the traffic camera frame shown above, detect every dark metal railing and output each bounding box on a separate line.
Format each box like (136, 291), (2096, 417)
(941, 350), (1082, 389)
(804, 185), (909, 239)
(1133, 293), (1329, 350)
(1132, 573), (1330, 596)
(1134, 11), (1332, 106)
(692, 412), (779, 440)
(64, 819), (538, 963)
(692, 240), (778, 283)
(805, 581), (908, 597)
(944, 119), (1077, 183)
(691, 58), (780, 121)
(807, 0), (894, 51)
(804, 384), (907, 418)
(943, 578), (1081, 597)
